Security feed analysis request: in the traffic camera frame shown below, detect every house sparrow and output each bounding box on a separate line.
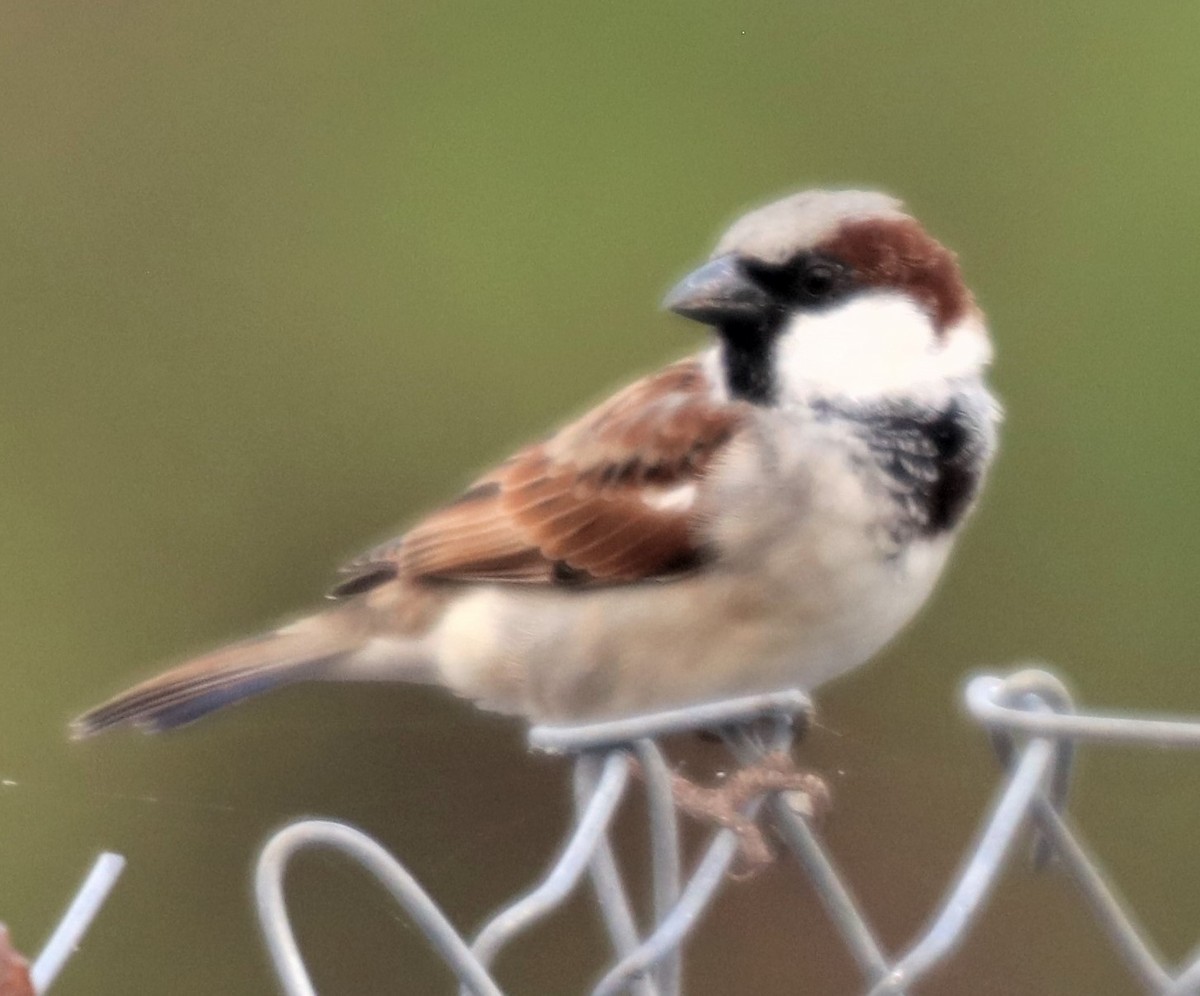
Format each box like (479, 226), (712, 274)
(73, 188), (1000, 738)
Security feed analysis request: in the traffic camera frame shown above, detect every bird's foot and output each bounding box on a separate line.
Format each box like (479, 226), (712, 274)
(637, 751), (831, 877)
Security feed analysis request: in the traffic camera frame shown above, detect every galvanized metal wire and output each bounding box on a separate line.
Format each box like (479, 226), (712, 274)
(252, 668), (1200, 994)
(13, 851), (125, 994)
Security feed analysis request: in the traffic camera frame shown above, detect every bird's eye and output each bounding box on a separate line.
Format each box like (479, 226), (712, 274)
(741, 255), (848, 308)
(799, 262), (838, 299)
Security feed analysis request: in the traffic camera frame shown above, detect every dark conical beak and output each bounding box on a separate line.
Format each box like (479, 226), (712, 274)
(662, 254), (772, 327)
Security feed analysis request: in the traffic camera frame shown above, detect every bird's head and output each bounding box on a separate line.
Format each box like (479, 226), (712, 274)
(664, 189), (990, 407)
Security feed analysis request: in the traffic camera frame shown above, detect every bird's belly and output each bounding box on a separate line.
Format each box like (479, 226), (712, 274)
(431, 515), (952, 722)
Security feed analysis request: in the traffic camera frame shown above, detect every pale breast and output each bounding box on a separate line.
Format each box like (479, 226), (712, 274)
(430, 390), (995, 721)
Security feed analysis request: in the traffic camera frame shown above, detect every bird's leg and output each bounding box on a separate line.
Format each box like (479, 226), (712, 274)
(633, 750), (831, 876)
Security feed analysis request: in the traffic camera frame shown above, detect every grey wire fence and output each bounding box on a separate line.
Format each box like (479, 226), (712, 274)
(249, 666), (1200, 995)
(21, 666), (1200, 992)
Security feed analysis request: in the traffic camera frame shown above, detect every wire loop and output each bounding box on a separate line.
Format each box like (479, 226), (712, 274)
(251, 667), (1200, 994)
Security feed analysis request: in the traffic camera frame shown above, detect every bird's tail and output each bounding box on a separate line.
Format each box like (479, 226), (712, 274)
(71, 608), (373, 737)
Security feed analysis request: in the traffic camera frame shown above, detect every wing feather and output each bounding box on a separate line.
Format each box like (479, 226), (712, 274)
(333, 359), (745, 592)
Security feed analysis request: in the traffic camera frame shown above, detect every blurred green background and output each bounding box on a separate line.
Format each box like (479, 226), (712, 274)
(3, 2), (1200, 993)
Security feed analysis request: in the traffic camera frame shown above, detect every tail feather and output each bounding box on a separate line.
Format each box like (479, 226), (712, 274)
(71, 613), (366, 738)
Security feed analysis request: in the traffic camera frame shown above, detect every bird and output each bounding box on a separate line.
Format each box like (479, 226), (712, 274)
(72, 188), (1000, 739)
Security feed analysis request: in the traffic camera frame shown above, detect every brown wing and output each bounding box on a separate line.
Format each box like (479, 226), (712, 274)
(332, 359), (746, 593)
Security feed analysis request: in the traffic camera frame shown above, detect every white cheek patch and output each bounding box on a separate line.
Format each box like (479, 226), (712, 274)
(773, 292), (990, 402)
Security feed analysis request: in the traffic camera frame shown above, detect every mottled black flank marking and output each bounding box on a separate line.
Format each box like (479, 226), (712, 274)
(446, 480), (501, 506)
(815, 398), (984, 538)
(552, 561), (594, 585)
(329, 564), (397, 598)
(923, 407), (977, 531)
(657, 546), (712, 577)
(551, 546), (711, 587)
